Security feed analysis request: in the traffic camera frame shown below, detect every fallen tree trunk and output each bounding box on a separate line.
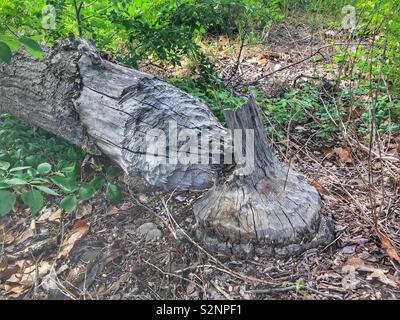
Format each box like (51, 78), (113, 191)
(0, 38), (332, 257)
(0, 38), (225, 191)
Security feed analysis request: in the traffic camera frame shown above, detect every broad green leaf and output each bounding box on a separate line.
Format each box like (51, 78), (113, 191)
(0, 42), (12, 64)
(25, 155), (39, 166)
(106, 183), (122, 204)
(0, 190), (16, 216)
(34, 185), (59, 196)
(106, 166), (120, 179)
(60, 163), (76, 174)
(5, 178), (28, 186)
(30, 178), (50, 184)
(0, 35), (19, 50)
(60, 195), (77, 213)
(37, 162), (52, 175)
(19, 37), (43, 59)
(0, 182), (9, 189)
(21, 190), (44, 215)
(78, 185), (96, 201)
(10, 166), (32, 172)
(0, 160), (10, 170)
(66, 148), (82, 161)
(89, 176), (105, 191)
(50, 175), (78, 193)
(27, 168), (38, 177)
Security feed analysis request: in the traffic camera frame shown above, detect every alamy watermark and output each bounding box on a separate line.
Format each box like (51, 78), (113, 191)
(342, 5), (356, 31)
(42, 5), (57, 30)
(145, 122), (255, 176)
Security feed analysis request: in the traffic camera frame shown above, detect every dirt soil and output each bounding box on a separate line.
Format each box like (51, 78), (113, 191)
(1, 22), (400, 300)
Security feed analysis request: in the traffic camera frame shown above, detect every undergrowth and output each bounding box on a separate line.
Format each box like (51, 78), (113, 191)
(0, 115), (122, 216)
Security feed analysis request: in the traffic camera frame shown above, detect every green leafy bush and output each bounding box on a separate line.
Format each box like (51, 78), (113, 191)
(105, 0), (282, 66)
(0, 115), (123, 216)
(0, 0), (282, 66)
(170, 54), (247, 124)
(259, 82), (345, 140)
(335, 1), (400, 91)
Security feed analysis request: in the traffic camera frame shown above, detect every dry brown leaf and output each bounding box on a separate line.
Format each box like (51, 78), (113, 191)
(324, 147), (335, 159)
(334, 147), (353, 164)
(15, 228), (35, 244)
(121, 202), (134, 210)
(254, 51), (281, 65)
(344, 257), (398, 287)
(76, 203), (92, 219)
(6, 261), (51, 287)
(218, 36), (229, 51)
(4, 284), (30, 297)
(4, 260), (51, 297)
(106, 206), (119, 216)
(0, 229), (15, 245)
(30, 219), (36, 232)
(387, 143), (400, 156)
(186, 281), (196, 296)
(255, 54), (267, 65)
(37, 207), (52, 221)
(137, 194), (148, 204)
(376, 229), (400, 263)
(311, 183), (322, 194)
(345, 257), (380, 273)
(57, 219), (90, 259)
(49, 208), (62, 222)
(367, 269), (398, 287)
(38, 207), (62, 223)
(65, 266), (86, 283)
(15, 219), (37, 244)
(0, 264), (20, 281)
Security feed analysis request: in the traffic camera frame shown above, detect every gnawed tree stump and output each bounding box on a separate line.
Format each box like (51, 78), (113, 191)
(193, 97), (333, 257)
(0, 38), (332, 257)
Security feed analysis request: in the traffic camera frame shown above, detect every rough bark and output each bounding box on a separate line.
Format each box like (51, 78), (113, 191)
(0, 38), (332, 257)
(193, 97), (333, 257)
(0, 38), (224, 191)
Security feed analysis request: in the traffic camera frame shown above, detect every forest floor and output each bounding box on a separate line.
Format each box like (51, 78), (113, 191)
(1, 20), (400, 300)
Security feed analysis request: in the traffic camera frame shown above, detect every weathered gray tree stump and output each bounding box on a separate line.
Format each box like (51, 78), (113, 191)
(193, 97), (333, 257)
(0, 38), (332, 257)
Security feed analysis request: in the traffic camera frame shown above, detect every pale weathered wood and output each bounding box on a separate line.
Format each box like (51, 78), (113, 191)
(193, 97), (333, 257)
(0, 38), (225, 191)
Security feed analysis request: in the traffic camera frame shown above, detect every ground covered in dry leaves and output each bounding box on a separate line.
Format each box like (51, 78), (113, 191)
(1, 21), (400, 300)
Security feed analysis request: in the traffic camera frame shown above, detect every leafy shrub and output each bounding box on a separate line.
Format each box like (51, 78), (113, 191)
(107, 0), (282, 66)
(0, 0), (282, 66)
(259, 82), (345, 140)
(335, 0), (400, 91)
(170, 54), (247, 123)
(359, 95), (400, 134)
(0, 115), (122, 216)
